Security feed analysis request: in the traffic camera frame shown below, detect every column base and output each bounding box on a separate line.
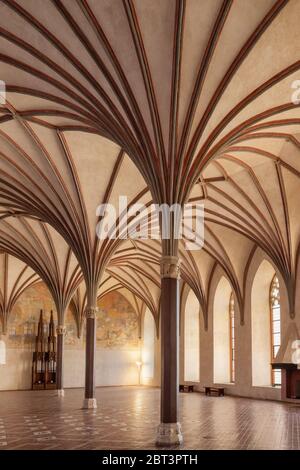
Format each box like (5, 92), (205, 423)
(56, 389), (65, 397)
(155, 422), (183, 446)
(83, 398), (97, 409)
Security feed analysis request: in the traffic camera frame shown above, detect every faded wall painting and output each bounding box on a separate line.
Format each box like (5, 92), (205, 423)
(96, 291), (139, 349)
(7, 282), (139, 351)
(8, 282), (57, 349)
(64, 307), (83, 349)
(8, 282), (81, 350)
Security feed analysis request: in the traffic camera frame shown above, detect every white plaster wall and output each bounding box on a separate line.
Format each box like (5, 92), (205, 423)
(0, 349), (32, 390)
(63, 349), (143, 388)
(0, 341), (161, 391)
(141, 309), (155, 383)
(141, 310), (161, 387)
(0, 347), (144, 390)
(95, 349), (141, 386)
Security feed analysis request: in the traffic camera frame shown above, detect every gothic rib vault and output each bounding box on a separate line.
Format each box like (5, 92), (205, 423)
(0, 0), (300, 445)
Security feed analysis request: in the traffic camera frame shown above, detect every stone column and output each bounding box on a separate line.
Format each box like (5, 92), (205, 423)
(83, 306), (98, 409)
(56, 325), (66, 397)
(156, 256), (183, 446)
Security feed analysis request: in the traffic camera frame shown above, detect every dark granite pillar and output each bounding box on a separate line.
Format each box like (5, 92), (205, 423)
(56, 326), (65, 397)
(83, 306), (98, 408)
(156, 256), (183, 446)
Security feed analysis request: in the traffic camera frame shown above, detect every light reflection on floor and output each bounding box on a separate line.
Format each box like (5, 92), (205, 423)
(0, 386), (299, 450)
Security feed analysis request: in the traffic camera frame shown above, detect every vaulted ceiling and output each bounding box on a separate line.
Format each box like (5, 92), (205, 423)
(0, 0), (299, 321)
(0, 252), (39, 332)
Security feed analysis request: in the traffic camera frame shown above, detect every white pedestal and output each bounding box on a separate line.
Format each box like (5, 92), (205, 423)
(83, 398), (97, 409)
(156, 422), (183, 446)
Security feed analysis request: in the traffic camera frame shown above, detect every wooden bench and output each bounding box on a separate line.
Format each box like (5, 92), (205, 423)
(179, 384), (194, 393)
(205, 386), (224, 397)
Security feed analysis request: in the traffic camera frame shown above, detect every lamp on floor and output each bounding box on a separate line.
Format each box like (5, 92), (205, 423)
(0, 337), (6, 365)
(136, 360), (143, 385)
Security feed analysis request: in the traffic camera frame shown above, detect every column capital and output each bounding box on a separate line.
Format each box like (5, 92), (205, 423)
(56, 325), (66, 335)
(86, 306), (98, 319)
(160, 256), (181, 280)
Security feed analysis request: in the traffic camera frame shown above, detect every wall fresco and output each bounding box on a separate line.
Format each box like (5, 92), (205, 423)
(7, 283), (139, 350)
(96, 291), (139, 349)
(7, 282), (56, 349)
(64, 306), (83, 349)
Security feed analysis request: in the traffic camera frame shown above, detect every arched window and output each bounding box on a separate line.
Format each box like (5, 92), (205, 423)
(184, 290), (200, 382)
(229, 293), (235, 383)
(270, 275), (281, 387)
(251, 260), (280, 387)
(213, 277), (232, 383)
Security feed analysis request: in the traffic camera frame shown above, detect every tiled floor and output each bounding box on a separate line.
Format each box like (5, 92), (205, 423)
(0, 386), (299, 450)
